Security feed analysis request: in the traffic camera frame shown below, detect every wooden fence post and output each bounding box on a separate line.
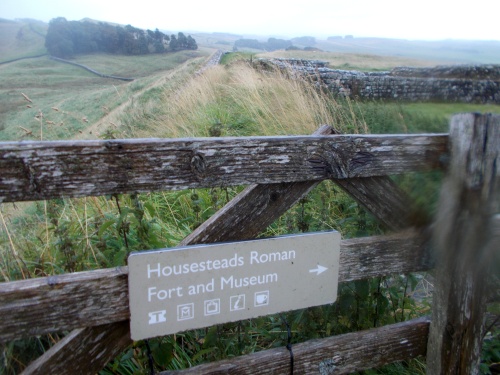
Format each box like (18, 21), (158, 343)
(427, 113), (499, 374)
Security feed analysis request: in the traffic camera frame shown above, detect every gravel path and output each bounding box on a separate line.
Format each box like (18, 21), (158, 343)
(196, 49), (224, 75)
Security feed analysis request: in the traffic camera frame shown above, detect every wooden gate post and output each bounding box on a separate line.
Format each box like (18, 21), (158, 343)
(427, 113), (499, 374)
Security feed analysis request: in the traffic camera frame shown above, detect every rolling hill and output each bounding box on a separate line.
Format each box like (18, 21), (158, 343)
(0, 18), (47, 62)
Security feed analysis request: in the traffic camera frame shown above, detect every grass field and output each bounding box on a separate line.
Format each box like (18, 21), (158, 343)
(256, 49), (440, 71)
(350, 101), (500, 135)
(0, 19), (212, 141)
(0, 49), (210, 141)
(401, 102), (500, 119)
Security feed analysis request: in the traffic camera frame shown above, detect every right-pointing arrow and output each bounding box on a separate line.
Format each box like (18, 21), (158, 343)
(309, 265), (328, 275)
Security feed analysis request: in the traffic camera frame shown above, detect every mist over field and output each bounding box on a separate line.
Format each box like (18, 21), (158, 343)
(2, 0), (500, 40)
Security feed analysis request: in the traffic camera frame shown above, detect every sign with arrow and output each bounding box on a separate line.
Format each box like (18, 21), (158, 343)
(128, 231), (341, 341)
(309, 265), (328, 275)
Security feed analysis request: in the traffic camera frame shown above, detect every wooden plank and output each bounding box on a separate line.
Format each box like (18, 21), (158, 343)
(338, 228), (431, 282)
(335, 176), (415, 230)
(0, 229), (431, 344)
(0, 133), (448, 202)
(159, 316), (430, 375)
(181, 125), (334, 245)
(21, 321), (132, 375)
(427, 113), (500, 374)
(0, 267), (129, 343)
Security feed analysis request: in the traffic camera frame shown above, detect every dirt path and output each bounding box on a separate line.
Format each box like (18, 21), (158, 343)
(76, 50), (222, 140)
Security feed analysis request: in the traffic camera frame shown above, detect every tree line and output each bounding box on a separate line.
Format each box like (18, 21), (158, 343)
(234, 36), (316, 52)
(234, 38), (292, 51)
(45, 17), (197, 58)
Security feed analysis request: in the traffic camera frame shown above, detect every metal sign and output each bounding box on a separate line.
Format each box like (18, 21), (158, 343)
(128, 231), (341, 341)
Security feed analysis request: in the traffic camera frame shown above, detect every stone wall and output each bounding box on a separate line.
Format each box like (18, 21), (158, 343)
(265, 59), (500, 104)
(390, 65), (500, 80)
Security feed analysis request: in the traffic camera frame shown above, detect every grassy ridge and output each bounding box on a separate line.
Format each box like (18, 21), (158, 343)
(0, 19), (47, 62)
(0, 50), (209, 141)
(119, 57), (500, 140)
(124, 61), (368, 139)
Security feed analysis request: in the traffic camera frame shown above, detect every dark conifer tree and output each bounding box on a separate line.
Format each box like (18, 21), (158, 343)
(45, 19), (197, 57)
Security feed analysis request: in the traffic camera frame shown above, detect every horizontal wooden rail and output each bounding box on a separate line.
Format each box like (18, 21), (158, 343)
(159, 316), (431, 375)
(0, 134), (447, 203)
(0, 229), (431, 343)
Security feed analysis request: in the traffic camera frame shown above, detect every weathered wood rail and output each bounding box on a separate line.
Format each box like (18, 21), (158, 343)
(0, 114), (498, 374)
(0, 133), (446, 203)
(160, 317), (431, 375)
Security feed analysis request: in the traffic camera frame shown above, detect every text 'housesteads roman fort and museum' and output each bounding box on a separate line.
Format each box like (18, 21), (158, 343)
(128, 232), (340, 341)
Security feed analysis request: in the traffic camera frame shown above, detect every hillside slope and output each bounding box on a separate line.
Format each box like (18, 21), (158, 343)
(0, 18), (47, 62)
(0, 49), (209, 141)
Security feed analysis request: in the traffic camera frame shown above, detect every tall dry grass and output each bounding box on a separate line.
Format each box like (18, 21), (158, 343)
(131, 61), (368, 138)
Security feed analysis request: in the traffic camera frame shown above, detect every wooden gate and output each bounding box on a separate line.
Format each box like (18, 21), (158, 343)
(0, 113), (498, 374)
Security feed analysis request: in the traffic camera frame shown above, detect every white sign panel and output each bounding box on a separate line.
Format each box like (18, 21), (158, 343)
(128, 231), (340, 341)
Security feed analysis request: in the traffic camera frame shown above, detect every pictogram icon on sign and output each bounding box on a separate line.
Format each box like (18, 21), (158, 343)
(254, 291), (269, 307)
(177, 303), (194, 321)
(148, 310), (167, 324)
(230, 294), (246, 311)
(204, 299), (221, 315)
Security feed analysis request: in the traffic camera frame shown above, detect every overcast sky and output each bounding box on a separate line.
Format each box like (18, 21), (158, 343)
(2, 0), (499, 41)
